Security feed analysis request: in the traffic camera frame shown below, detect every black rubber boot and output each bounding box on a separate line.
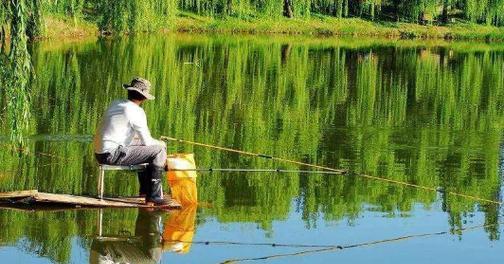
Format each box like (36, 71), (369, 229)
(137, 167), (151, 197)
(146, 167), (169, 206)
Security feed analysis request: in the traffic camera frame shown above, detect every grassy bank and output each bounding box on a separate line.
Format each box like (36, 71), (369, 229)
(175, 13), (504, 41)
(43, 15), (98, 40)
(44, 13), (504, 41)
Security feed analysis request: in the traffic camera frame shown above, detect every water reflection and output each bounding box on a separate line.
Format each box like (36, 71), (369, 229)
(0, 35), (503, 263)
(90, 207), (197, 264)
(162, 205), (197, 254)
(91, 209), (163, 264)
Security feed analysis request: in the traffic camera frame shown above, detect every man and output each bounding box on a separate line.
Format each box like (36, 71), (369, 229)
(94, 77), (168, 206)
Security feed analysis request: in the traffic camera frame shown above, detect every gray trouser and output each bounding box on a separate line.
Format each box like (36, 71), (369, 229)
(96, 145), (167, 169)
(95, 145), (167, 196)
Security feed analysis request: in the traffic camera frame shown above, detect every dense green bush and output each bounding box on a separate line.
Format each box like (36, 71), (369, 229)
(2, 0), (504, 37)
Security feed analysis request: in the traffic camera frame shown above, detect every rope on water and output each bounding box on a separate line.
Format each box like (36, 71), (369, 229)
(161, 136), (503, 205)
(218, 221), (504, 263)
(162, 239), (337, 248)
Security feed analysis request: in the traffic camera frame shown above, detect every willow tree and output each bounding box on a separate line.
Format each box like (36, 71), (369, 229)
(26, 0), (44, 38)
(392, 0), (438, 23)
(293, 0), (311, 17)
(1, 0), (33, 145)
(0, 1), (10, 48)
(483, 0), (504, 26)
(283, 0), (293, 17)
(439, 0), (454, 23)
(366, 0), (382, 20)
(97, 0), (176, 33)
(464, 0), (488, 22)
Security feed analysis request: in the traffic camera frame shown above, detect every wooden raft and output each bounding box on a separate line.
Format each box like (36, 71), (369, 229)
(0, 190), (181, 210)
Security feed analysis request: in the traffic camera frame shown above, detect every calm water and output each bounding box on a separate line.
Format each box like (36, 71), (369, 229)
(0, 34), (503, 263)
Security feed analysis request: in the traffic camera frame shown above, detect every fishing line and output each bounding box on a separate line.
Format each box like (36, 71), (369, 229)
(161, 136), (503, 205)
(168, 168), (345, 175)
(1, 144), (74, 161)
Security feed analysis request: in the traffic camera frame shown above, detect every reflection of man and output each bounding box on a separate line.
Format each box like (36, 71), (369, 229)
(162, 205), (197, 254)
(94, 77), (168, 205)
(90, 210), (163, 264)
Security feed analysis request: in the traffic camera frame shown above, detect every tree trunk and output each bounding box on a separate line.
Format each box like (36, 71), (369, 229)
(1, 26), (6, 54)
(392, 0), (401, 21)
(283, 0), (293, 18)
(226, 0), (233, 16)
(27, 0), (44, 39)
(335, 0), (343, 18)
(441, 0), (449, 24)
(370, 4), (375, 20)
(343, 0), (348, 17)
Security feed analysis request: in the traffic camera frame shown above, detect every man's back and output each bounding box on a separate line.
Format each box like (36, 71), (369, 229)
(94, 99), (146, 154)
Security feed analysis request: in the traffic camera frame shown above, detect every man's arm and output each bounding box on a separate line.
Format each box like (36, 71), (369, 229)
(130, 110), (165, 147)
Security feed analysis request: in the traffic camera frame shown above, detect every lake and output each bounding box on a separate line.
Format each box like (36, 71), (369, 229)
(0, 34), (503, 263)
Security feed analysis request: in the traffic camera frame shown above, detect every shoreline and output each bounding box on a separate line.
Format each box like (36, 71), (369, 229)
(40, 14), (504, 42)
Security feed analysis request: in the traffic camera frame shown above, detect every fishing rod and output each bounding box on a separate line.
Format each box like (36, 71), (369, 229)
(161, 136), (503, 205)
(161, 136), (347, 174)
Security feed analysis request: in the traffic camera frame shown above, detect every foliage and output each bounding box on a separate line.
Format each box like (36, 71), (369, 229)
(2, 0), (504, 36)
(0, 0), (32, 146)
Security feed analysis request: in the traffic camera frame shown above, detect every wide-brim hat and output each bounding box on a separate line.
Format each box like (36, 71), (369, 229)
(123, 77), (155, 100)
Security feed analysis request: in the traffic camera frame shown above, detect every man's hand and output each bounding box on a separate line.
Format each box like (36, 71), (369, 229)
(156, 139), (167, 148)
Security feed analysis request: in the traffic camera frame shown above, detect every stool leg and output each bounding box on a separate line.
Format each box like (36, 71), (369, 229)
(98, 167), (105, 199)
(96, 208), (103, 238)
(97, 167), (101, 198)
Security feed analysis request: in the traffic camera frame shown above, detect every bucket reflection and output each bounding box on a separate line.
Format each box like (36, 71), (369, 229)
(162, 205), (197, 254)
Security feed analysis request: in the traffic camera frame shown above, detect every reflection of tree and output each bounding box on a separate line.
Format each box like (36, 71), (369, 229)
(0, 36), (503, 262)
(0, 209), (92, 263)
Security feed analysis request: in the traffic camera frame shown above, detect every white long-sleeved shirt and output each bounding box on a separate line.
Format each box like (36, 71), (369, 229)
(94, 99), (161, 154)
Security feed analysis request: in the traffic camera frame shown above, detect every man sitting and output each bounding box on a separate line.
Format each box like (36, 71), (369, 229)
(94, 77), (168, 206)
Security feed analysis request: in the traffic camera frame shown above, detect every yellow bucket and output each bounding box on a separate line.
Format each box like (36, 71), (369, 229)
(166, 153), (198, 206)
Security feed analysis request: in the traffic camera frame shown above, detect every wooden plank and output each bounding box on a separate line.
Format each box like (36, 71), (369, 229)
(34, 193), (181, 209)
(34, 193), (140, 208)
(100, 164), (148, 171)
(0, 190), (181, 209)
(0, 199), (180, 212)
(106, 196), (150, 205)
(0, 190), (38, 199)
